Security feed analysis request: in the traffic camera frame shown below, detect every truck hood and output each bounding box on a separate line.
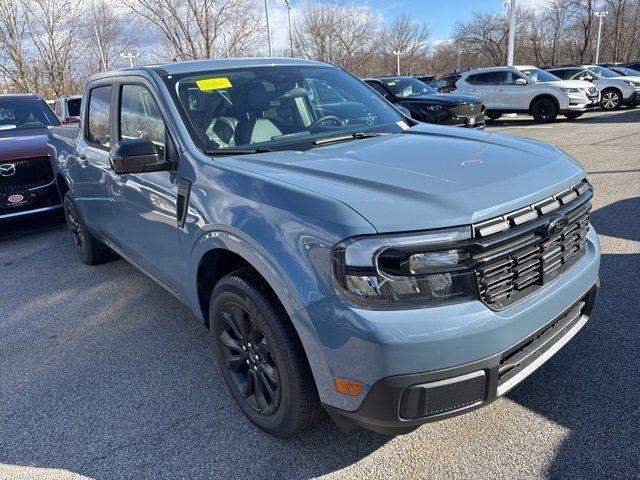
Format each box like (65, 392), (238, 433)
(0, 129), (49, 162)
(218, 124), (585, 233)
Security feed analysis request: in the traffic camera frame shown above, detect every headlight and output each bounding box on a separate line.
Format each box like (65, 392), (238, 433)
(331, 227), (478, 309)
(626, 81), (640, 87)
(424, 104), (445, 111)
(560, 88), (582, 94)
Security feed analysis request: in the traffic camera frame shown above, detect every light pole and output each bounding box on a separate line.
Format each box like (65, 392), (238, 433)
(594, 11), (609, 63)
(120, 52), (139, 68)
(284, 0), (293, 58)
(506, 0), (516, 66)
(392, 50), (402, 75)
(93, 22), (107, 71)
(264, 0), (273, 57)
(222, 33), (230, 58)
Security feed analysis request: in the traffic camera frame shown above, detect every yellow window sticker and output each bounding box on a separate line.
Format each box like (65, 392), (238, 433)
(196, 77), (232, 91)
(386, 81), (397, 86)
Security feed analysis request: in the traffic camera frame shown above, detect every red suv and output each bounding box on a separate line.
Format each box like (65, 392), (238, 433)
(0, 93), (62, 220)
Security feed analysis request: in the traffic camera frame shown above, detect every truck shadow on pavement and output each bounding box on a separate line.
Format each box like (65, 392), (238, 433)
(489, 107), (640, 127)
(0, 215), (390, 480)
(0, 199), (638, 479)
(506, 196), (640, 479)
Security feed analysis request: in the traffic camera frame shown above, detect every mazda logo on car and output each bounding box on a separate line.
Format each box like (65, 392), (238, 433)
(546, 214), (569, 237)
(0, 163), (16, 177)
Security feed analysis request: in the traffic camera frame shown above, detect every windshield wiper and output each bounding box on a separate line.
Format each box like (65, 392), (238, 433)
(204, 147), (273, 156)
(313, 131), (387, 146)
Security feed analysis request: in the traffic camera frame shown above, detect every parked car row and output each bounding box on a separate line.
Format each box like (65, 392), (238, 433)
(363, 76), (485, 128)
(429, 61), (640, 122)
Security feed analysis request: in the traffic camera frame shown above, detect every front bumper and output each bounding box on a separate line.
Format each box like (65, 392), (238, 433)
(563, 92), (599, 111)
(325, 283), (598, 435)
(622, 90), (640, 105)
(296, 227), (600, 432)
(443, 112), (486, 129)
(0, 182), (62, 220)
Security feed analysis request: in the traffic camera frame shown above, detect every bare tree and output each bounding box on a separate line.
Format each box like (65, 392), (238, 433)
(22, 0), (84, 96)
(122, 0), (265, 61)
(0, 0), (32, 91)
(381, 14), (431, 74)
(83, 0), (137, 73)
(293, 1), (380, 75)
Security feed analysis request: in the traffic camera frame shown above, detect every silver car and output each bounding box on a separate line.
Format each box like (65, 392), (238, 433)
(546, 65), (640, 110)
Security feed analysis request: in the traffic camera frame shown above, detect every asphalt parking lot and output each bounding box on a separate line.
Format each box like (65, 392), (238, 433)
(1, 108), (639, 480)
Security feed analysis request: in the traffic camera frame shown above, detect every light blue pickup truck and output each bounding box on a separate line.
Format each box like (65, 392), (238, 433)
(48, 58), (600, 437)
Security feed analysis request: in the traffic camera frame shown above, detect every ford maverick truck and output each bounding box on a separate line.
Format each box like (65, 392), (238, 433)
(48, 58), (600, 437)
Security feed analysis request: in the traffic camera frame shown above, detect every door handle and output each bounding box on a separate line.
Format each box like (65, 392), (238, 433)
(497, 89), (504, 92)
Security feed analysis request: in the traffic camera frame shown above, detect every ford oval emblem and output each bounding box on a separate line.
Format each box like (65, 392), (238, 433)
(546, 215), (568, 237)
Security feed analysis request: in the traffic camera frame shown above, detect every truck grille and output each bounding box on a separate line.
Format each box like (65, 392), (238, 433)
(0, 156), (54, 195)
(448, 102), (483, 118)
(471, 181), (591, 310)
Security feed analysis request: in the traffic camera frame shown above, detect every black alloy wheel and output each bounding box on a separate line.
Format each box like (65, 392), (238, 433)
(210, 270), (320, 437)
(531, 98), (558, 123)
(65, 199), (85, 252)
(63, 191), (110, 265)
(218, 302), (281, 415)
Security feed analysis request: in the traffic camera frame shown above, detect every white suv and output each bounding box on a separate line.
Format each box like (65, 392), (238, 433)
(455, 66), (598, 123)
(546, 65), (640, 110)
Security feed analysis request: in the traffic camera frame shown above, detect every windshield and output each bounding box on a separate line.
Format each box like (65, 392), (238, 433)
(380, 77), (438, 97)
(165, 65), (404, 152)
(518, 68), (561, 83)
(616, 67), (640, 76)
(0, 98), (60, 131)
(587, 66), (620, 78)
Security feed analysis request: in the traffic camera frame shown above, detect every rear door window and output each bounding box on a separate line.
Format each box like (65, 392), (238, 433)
(86, 85), (112, 148)
(497, 71), (524, 85)
(466, 72), (498, 85)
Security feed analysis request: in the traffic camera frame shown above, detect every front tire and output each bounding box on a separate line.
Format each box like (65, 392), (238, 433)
(63, 191), (111, 265)
(600, 89), (622, 110)
(530, 98), (558, 123)
(210, 269), (320, 438)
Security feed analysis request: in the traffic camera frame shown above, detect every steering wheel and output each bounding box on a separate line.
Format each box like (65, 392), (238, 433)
(309, 115), (343, 132)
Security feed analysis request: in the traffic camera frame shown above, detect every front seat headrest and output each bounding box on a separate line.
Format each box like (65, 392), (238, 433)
(243, 82), (270, 115)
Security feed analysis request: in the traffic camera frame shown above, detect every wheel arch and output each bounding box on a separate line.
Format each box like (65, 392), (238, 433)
(528, 94), (560, 114)
(55, 173), (70, 198)
(194, 243), (334, 403)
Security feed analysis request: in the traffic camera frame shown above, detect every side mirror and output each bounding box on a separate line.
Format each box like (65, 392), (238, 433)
(584, 75), (594, 82)
(110, 138), (172, 174)
(396, 106), (412, 118)
(515, 78), (528, 85)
